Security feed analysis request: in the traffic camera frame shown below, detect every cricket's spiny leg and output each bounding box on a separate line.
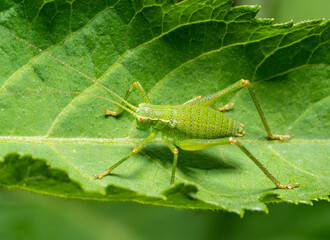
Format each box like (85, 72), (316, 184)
(177, 137), (299, 189)
(104, 81), (151, 117)
(244, 80), (290, 141)
(94, 131), (158, 179)
(190, 79), (290, 141)
(190, 79), (247, 107)
(183, 95), (202, 105)
(177, 138), (230, 151)
(229, 137), (299, 189)
(163, 137), (179, 184)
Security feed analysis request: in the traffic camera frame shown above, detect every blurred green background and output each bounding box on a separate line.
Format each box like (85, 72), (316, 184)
(1, 190), (329, 240)
(1, 1), (329, 240)
(235, 0), (330, 23)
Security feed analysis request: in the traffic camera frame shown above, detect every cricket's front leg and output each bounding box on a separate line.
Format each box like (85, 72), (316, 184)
(104, 81), (151, 117)
(163, 136), (179, 184)
(94, 131), (158, 179)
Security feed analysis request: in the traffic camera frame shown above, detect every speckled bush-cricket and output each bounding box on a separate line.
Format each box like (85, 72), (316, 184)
(1, 27), (300, 189)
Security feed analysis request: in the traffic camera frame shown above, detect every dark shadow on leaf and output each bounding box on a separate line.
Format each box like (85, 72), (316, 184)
(141, 144), (239, 171)
(96, 172), (121, 178)
(247, 187), (279, 196)
(105, 167), (150, 180)
(0, 153), (84, 195)
(259, 192), (282, 203)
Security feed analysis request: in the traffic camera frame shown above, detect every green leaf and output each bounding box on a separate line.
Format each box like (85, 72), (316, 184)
(0, 0), (329, 215)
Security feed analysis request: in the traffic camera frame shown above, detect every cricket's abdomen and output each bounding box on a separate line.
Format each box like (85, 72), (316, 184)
(170, 105), (243, 139)
(140, 104), (244, 139)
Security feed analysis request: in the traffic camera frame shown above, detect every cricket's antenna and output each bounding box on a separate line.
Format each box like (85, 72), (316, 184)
(0, 26), (136, 111)
(2, 90), (135, 115)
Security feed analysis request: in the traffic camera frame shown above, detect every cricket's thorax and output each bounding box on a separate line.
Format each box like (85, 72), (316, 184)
(136, 104), (245, 139)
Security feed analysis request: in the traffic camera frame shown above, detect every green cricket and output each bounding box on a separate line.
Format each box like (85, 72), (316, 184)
(1, 27), (300, 189)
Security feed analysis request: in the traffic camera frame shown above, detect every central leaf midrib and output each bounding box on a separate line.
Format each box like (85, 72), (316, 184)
(0, 136), (328, 144)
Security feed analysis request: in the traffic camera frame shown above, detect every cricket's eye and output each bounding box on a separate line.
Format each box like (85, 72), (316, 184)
(138, 116), (144, 122)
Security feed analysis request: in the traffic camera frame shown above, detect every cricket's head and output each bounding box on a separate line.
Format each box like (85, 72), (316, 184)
(134, 103), (153, 130)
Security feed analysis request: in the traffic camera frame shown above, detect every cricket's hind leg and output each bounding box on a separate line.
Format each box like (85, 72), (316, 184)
(176, 137), (299, 189)
(104, 81), (151, 117)
(184, 79), (290, 141)
(229, 137), (299, 189)
(243, 80), (291, 141)
(184, 96), (234, 112)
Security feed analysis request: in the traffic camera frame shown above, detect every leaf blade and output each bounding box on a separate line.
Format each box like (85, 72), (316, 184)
(0, 0), (329, 214)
